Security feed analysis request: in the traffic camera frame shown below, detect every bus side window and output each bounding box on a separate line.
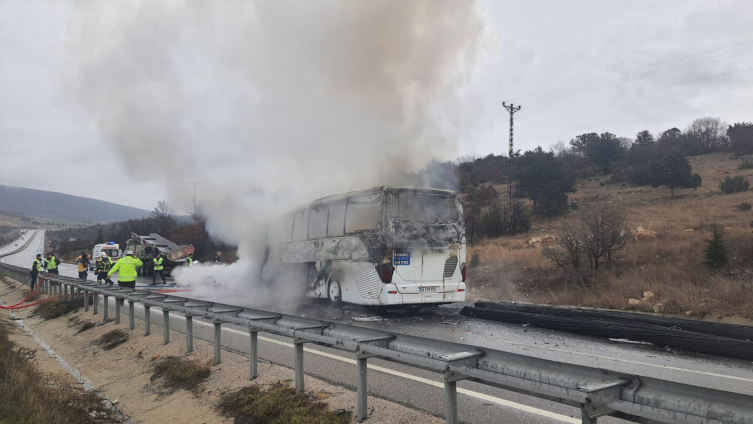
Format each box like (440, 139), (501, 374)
(328, 203), (346, 237)
(308, 206), (328, 239)
(292, 209), (309, 241)
(346, 194), (381, 233)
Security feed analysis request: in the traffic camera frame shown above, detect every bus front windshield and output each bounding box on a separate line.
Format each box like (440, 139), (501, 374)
(397, 193), (458, 222)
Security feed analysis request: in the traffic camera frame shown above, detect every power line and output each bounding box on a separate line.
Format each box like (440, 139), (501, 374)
(435, 39), (753, 129)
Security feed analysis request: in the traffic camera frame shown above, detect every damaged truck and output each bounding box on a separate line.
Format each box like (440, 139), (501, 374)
(271, 186), (466, 306)
(125, 233), (194, 277)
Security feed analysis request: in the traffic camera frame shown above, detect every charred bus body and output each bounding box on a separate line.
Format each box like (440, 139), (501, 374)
(274, 186), (466, 306)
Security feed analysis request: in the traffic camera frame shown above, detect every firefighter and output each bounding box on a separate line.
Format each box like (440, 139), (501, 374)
(152, 252), (166, 285)
(213, 251), (222, 263)
(185, 252), (194, 267)
(29, 254), (42, 289)
(96, 252), (113, 284)
(46, 253), (60, 275)
(107, 250), (142, 289)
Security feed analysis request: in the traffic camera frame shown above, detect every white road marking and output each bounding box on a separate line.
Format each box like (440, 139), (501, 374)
(498, 339), (753, 383)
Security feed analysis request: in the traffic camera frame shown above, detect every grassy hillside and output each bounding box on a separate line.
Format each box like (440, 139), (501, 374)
(0, 185), (149, 224)
(468, 152), (753, 320)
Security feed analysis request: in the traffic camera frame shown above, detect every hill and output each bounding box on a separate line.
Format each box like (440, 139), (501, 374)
(468, 152), (753, 320)
(0, 185), (149, 224)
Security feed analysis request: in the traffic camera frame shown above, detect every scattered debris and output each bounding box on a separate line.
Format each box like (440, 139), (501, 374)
(352, 316), (383, 322)
(635, 226), (658, 241)
(628, 298), (641, 305)
(652, 303), (665, 313)
(609, 338), (654, 346)
(443, 321), (459, 325)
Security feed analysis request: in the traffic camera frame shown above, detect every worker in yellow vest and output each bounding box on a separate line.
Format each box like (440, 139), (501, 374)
(152, 252), (166, 285)
(46, 253), (60, 275)
(107, 250), (143, 289)
(185, 253), (194, 267)
(29, 254), (42, 289)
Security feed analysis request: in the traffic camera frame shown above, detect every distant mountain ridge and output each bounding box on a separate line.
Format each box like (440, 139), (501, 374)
(0, 185), (150, 223)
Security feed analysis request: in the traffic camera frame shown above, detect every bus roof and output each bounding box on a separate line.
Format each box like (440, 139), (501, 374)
(304, 186), (458, 209)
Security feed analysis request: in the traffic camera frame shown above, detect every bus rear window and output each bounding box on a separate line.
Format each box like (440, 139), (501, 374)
(397, 193), (457, 222)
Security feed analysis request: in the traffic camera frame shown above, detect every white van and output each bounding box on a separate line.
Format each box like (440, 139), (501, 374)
(90, 243), (122, 270)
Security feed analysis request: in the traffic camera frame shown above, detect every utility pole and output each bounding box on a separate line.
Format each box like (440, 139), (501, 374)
(502, 102), (521, 210)
(188, 181), (199, 216)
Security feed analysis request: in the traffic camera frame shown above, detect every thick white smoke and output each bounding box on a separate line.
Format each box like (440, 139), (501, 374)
(60, 1), (493, 301)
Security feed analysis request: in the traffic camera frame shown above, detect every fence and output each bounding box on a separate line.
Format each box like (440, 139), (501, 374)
(2, 250), (753, 424)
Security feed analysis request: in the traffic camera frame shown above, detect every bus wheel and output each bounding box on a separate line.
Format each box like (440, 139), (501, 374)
(327, 280), (342, 305)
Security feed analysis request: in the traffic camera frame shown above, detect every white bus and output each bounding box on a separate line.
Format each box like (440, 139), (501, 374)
(274, 186), (466, 306)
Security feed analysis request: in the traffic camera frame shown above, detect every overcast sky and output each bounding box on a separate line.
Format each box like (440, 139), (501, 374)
(1, 0), (752, 211)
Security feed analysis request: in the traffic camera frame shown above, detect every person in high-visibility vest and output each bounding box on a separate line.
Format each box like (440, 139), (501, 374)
(96, 252), (113, 284)
(152, 252), (166, 285)
(46, 253), (60, 275)
(185, 253), (194, 267)
(29, 254), (42, 289)
(107, 250), (143, 289)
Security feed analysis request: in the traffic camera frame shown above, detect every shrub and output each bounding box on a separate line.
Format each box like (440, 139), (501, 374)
(151, 357), (211, 394)
(737, 202), (752, 212)
(704, 224), (729, 269)
(738, 159), (753, 170)
(720, 175), (749, 194)
(470, 253), (480, 268)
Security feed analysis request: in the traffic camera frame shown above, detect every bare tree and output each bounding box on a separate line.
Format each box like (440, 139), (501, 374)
(549, 140), (568, 157)
(686, 117), (729, 153)
(542, 223), (584, 270)
(151, 200), (176, 235)
(580, 203), (632, 271)
(543, 202), (632, 273)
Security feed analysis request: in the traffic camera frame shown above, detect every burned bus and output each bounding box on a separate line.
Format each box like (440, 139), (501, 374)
(275, 186), (466, 306)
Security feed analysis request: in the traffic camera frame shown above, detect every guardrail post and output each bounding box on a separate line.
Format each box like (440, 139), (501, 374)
(444, 373), (460, 424)
(84, 290), (89, 312)
(214, 322), (222, 365)
(128, 301), (135, 330)
(102, 295), (109, 321)
(294, 339), (305, 393)
(186, 316), (193, 352)
(581, 408), (597, 424)
(115, 298), (122, 324)
(63, 283), (68, 298)
(163, 310), (170, 344)
(144, 306), (151, 336)
(92, 291), (98, 315)
(356, 355), (368, 422)
(249, 329), (258, 380)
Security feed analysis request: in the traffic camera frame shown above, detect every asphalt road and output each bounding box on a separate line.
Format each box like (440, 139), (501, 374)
(4, 230), (753, 423)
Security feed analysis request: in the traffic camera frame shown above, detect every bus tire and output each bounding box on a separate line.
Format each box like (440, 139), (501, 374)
(327, 279), (342, 305)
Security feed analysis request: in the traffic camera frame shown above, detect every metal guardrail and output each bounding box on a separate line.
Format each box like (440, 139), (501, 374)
(1, 259), (753, 423)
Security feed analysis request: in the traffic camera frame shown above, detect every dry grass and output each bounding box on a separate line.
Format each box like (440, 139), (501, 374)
(95, 330), (129, 351)
(218, 384), (351, 424)
(150, 356), (211, 395)
(470, 153), (753, 319)
(32, 296), (81, 321)
(0, 321), (118, 423)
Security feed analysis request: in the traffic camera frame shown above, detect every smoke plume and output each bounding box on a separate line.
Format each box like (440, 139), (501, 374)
(61, 1), (492, 300)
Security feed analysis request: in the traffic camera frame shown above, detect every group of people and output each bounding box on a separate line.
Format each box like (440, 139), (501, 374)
(29, 249), (223, 290)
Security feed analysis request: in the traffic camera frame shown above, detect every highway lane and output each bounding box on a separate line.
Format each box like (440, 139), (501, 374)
(4, 231), (753, 423)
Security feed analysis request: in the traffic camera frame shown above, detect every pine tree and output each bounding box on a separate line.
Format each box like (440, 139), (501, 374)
(704, 224), (729, 269)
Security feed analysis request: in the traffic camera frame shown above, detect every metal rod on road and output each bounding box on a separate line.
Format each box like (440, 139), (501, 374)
(163, 310), (170, 344)
(144, 306), (150, 336)
(128, 301), (135, 330)
(357, 356), (368, 422)
(186, 315), (193, 352)
(295, 340), (304, 393)
(249, 330), (258, 380)
(214, 322), (222, 365)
